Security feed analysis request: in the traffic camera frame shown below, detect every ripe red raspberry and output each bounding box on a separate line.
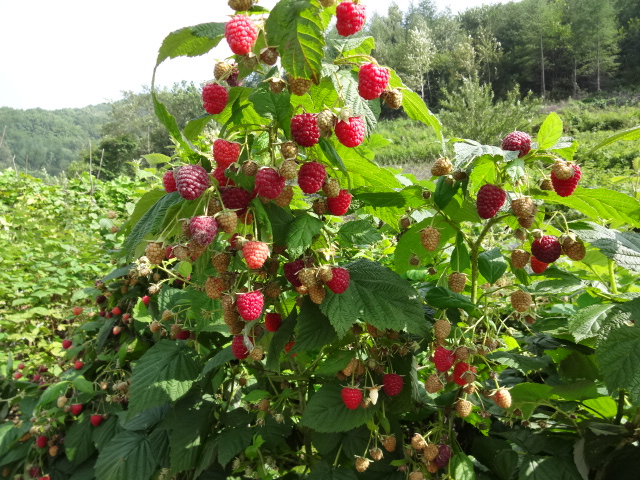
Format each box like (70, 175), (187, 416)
(211, 166), (235, 187)
(284, 341), (296, 354)
(452, 362), (477, 386)
(434, 444), (452, 469)
(327, 189), (352, 215)
(341, 387), (362, 410)
(221, 187), (251, 215)
(551, 163), (582, 197)
(242, 241), (269, 269)
(189, 216), (218, 246)
(358, 63), (390, 100)
(255, 167), (285, 199)
(382, 373), (404, 396)
(326, 267), (350, 293)
(36, 435), (48, 448)
(225, 14), (258, 55)
(476, 183), (507, 219)
(264, 312), (282, 332)
(298, 161), (327, 194)
(62, 339), (72, 349)
(530, 256), (549, 274)
(236, 291), (264, 321)
(531, 235), (561, 263)
(213, 139), (241, 169)
(335, 117), (365, 147)
(291, 113), (320, 147)
(175, 164), (210, 200)
(202, 83), (228, 115)
(502, 131), (532, 157)
(70, 403), (83, 415)
(432, 347), (455, 372)
(74, 360), (84, 370)
(284, 259), (305, 287)
(336, 0), (366, 37)
(90, 414), (103, 427)
(162, 171), (177, 193)
(231, 335), (250, 359)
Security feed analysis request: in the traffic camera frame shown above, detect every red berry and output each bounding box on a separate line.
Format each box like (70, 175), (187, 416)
(254, 167), (285, 199)
(298, 161), (327, 194)
(175, 164), (210, 200)
(211, 165), (235, 187)
(284, 341), (296, 354)
(530, 256), (549, 274)
(13, 371), (22, 379)
(336, 0), (366, 36)
(72, 306), (83, 316)
(551, 163), (582, 197)
(433, 347), (455, 372)
(231, 335), (250, 359)
(38, 365), (48, 373)
(264, 313), (283, 332)
(434, 444), (452, 468)
(142, 295), (151, 305)
(236, 291), (264, 321)
(531, 235), (561, 263)
(96, 295), (107, 304)
(358, 63), (390, 100)
(189, 216), (218, 246)
(335, 117), (365, 147)
(225, 14), (258, 55)
(284, 260), (305, 287)
(202, 83), (228, 115)
(326, 267), (350, 294)
(326, 189), (352, 216)
(111, 306), (121, 316)
(74, 361), (84, 370)
(90, 414), (103, 427)
(176, 328), (190, 340)
(18, 362), (25, 369)
(36, 435), (47, 448)
(341, 387), (363, 410)
(452, 362), (477, 386)
(502, 131), (532, 158)
(70, 404), (83, 415)
(291, 113), (320, 147)
(476, 184), (507, 219)
(242, 241), (270, 269)
(112, 326), (122, 335)
(221, 187), (251, 215)
(162, 171), (177, 193)
(62, 339), (72, 349)
(382, 373), (404, 396)
(213, 139), (241, 169)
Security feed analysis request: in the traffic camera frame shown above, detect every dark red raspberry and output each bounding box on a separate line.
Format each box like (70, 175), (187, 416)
(189, 216), (218, 246)
(531, 235), (561, 263)
(264, 312), (282, 332)
(175, 164), (210, 200)
(231, 335), (250, 359)
(432, 347), (455, 372)
(221, 187), (252, 215)
(291, 113), (320, 147)
(336, 0), (366, 37)
(382, 373), (404, 396)
(36, 435), (47, 448)
(90, 414), (103, 427)
(211, 166), (235, 187)
(236, 290), (264, 321)
(358, 63), (390, 100)
(213, 139), (241, 169)
(298, 161), (327, 194)
(452, 362), (477, 386)
(326, 267), (350, 293)
(530, 256), (549, 274)
(341, 387), (362, 410)
(326, 189), (352, 215)
(176, 328), (191, 340)
(254, 167), (285, 199)
(225, 15), (258, 55)
(162, 171), (177, 193)
(335, 117), (365, 147)
(551, 163), (581, 197)
(202, 83), (228, 115)
(476, 183), (507, 219)
(434, 444), (452, 468)
(502, 131), (532, 157)
(284, 260), (305, 287)
(62, 339), (72, 349)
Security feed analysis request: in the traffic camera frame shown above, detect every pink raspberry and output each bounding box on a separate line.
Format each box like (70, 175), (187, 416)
(531, 235), (562, 263)
(452, 362), (477, 386)
(211, 166), (235, 187)
(242, 241), (269, 269)
(291, 113), (320, 147)
(298, 161), (327, 194)
(326, 267), (350, 293)
(202, 83), (228, 115)
(326, 189), (352, 215)
(162, 171), (177, 193)
(254, 167), (285, 199)
(432, 347), (455, 372)
(502, 131), (532, 157)
(476, 184), (507, 219)
(336, 1), (366, 37)
(236, 291), (264, 321)
(551, 164), (582, 197)
(213, 139), (241, 169)
(358, 63), (390, 100)
(189, 216), (218, 246)
(335, 117), (365, 147)
(225, 15), (258, 55)
(175, 164), (210, 200)
(221, 187), (252, 215)
(231, 335), (250, 359)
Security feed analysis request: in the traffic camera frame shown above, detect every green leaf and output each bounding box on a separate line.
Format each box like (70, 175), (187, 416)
(73, 375), (94, 394)
(337, 220), (382, 246)
(582, 396), (618, 418)
(263, 203), (295, 247)
(518, 455), (582, 480)
(94, 431), (157, 480)
(570, 222), (640, 273)
(509, 383), (554, 418)
(152, 93), (191, 153)
(596, 326), (640, 403)
(128, 340), (200, 417)
(301, 383), (378, 433)
(248, 82), (291, 126)
(309, 461), (358, 480)
(155, 23), (225, 66)
(389, 71), (442, 142)
(550, 380), (599, 401)
(486, 351), (548, 374)
(536, 112), (563, 150)
(568, 304), (617, 342)
(65, 414), (96, 465)
(286, 213), (324, 258)
(468, 154), (498, 192)
(266, 0), (331, 83)
(586, 125), (640, 155)
(472, 436), (518, 480)
(319, 138), (348, 176)
(141, 153), (172, 165)
(37, 381), (70, 407)
(266, 309), (298, 373)
(320, 259), (426, 338)
(93, 416), (122, 450)
(450, 233), (471, 272)
(333, 36), (375, 56)
(120, 190), (166, 237)
(216, 428), (253, 467)
(478, 248), (507, 284)
(433, 175), (459, 210)
(450, 452), (476, 480)
(425, 287), (478, 315)
(201, 347), (235, 377)
(293, 298), (338, 352)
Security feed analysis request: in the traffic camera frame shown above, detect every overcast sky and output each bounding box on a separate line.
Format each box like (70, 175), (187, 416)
(0, 0), (506, 110)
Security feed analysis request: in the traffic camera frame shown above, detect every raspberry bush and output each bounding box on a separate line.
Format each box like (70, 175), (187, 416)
(2, 2), (640, 480)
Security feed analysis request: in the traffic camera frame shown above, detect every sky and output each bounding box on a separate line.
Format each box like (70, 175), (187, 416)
(0, 0), (505, 111)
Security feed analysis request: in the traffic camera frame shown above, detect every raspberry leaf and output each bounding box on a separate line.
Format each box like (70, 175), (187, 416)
(293, 298), (338, 353)
(434, 175), (460, 210)
(337, 220), (383, 246)
(596, 326), (640, 403)
(95, 431), (157, 480)
(567, 304), (618, 342)
(450, 232), (471, 272)
(263, 204), (295, 246)
(570, 222), (640, 271)
(216, 428), (254, 467)
(266, 309), (298, 373)
(286, 213), (324, 259)
(478, 248), (508, 284)
(155, 23), (226, 67)
(424, 287), (480, 316)
(508, 383), (553, 418)
(248, 82), (291, 126)
(65, 414), (96, 465)
(536, 112), (564, 150)
(450, 452), (476, 480)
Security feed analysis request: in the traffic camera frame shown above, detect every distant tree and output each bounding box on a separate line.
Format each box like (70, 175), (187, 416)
(473, 26), (503, 85)
(81, 135), (138, 180)
(367, 3), (406, 69)
(616, 0), (640, 85)
(402, 19), (436, 101)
